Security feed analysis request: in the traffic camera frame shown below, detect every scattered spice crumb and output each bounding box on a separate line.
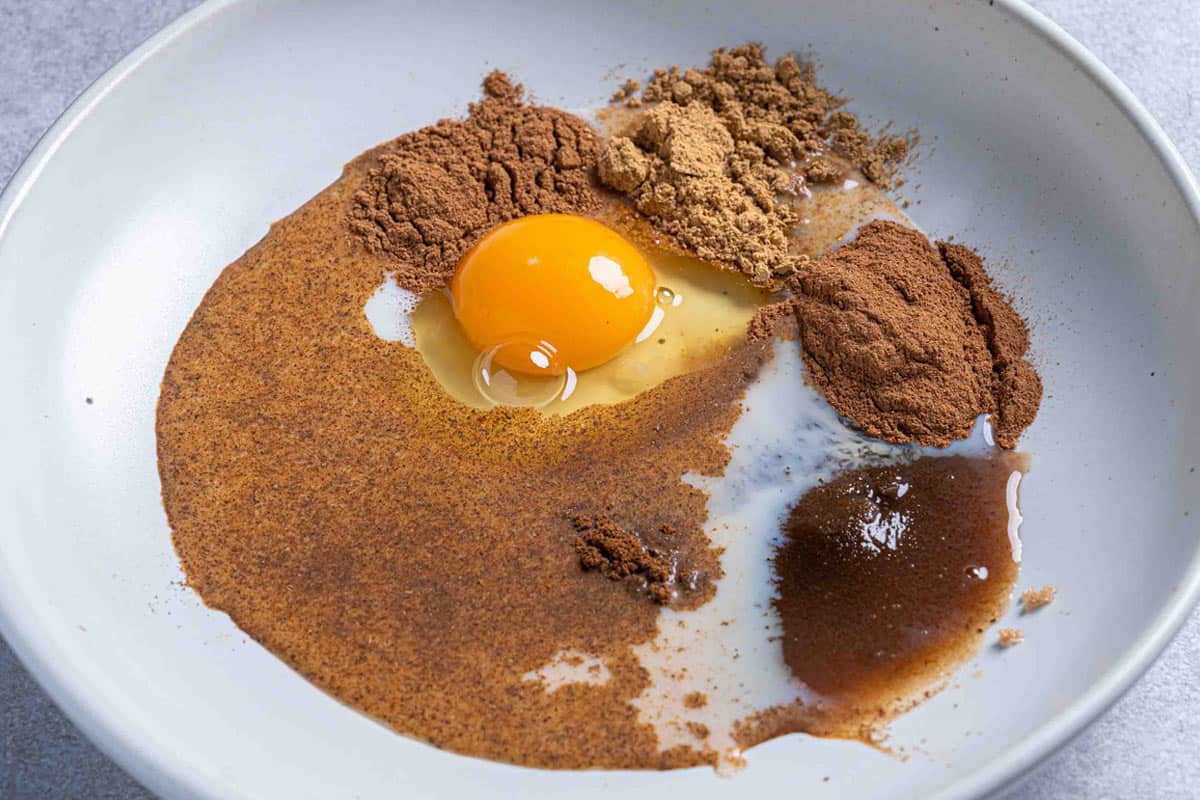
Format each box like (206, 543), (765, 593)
(686, 721), (711, 739)
(746, 297), (798, 342)
(1020, 585), (1057, 612)
(572, 514), (674, 603)
(683, 691), (709, 709)
(997, 628), (1024, 647)
(610, 78), (641, 104)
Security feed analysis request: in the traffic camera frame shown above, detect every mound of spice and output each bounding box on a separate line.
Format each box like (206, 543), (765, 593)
(350, 72), (603, 294)
(598, 44), (915, 284)
(790, 221), (1041, 448)
(572, 514), (675, 603)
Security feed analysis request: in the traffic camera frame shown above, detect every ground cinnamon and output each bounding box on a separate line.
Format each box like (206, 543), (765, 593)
(938, 241), (1043, 448)
(350, 72), (603, 294)
(791, 221), (1041, 448)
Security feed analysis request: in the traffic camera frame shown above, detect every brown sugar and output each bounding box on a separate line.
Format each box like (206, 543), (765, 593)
(572, 514), (675, 604)
(597, 44), (915, 284)
(997, 628), (1024, 647)
(790, 221), (1041, 448)
(1020, 585), (1057, 612)
(350, 71), (603, 294)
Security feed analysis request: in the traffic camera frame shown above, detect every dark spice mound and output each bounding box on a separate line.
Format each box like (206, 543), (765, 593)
(573, 514), (674, 603)
(350, 71), (603, 294)
(790, 220), (1041, 448)
(937, 240), (1043, 448)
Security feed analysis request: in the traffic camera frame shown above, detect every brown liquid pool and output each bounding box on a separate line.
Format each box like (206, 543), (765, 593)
(775, 452), (1028, 714)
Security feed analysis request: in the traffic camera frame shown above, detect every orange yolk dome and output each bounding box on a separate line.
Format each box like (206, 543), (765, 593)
(450, 214), (656, 376)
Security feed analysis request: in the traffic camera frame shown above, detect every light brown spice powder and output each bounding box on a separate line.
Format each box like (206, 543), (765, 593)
(597, 44), (916, 285)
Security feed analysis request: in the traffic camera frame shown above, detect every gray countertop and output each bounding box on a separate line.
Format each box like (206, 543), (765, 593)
(1, 1), (1197, 797)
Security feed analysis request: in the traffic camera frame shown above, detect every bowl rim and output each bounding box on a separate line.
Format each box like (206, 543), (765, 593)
(1, 1), (1198, 798)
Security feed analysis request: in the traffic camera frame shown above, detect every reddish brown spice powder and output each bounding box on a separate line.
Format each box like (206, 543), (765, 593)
(350, 72), (603, 294)
(790, 221), (1041, 448)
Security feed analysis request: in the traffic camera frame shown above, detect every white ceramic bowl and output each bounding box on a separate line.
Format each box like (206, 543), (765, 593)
(2, 1), (1198, 797)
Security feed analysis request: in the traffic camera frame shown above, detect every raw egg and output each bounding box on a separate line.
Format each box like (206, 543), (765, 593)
(450, 214), (656, 376)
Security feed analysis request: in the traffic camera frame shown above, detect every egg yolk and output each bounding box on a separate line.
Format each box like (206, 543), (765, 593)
(450, 214), (656, 376)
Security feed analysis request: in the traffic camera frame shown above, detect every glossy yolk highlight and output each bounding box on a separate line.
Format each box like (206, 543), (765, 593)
(450, 215), (656, 376)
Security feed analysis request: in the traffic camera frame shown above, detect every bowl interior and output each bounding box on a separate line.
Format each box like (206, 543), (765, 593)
(1, 0), (1198, 798)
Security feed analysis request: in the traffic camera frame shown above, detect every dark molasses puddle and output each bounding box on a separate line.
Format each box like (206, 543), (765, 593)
(774, 452), (1027, 714)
